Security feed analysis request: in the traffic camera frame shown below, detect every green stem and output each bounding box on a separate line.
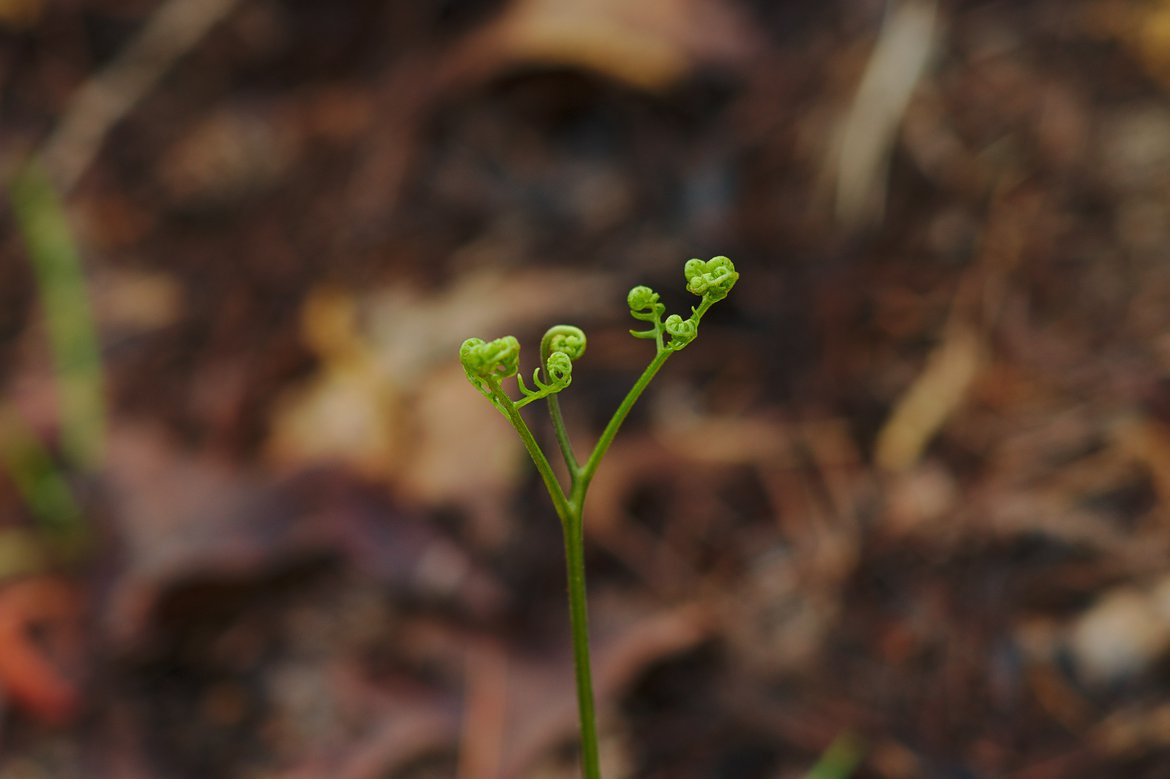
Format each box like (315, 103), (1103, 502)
(579, 350), (671, 493)
(547, 393), (579, 473)
(491, 336), (696, 779)
(691, 296), (715, 321)
(555, 350), (677, 779)
(563, 506), (601, 779)
(493, 381), (599, 777)
(487, 382), (571, 523)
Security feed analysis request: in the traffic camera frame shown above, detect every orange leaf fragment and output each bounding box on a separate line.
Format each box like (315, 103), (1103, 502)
(0, 575), (81, 725)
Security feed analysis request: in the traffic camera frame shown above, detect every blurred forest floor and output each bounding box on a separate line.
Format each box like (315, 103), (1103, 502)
(4, 0), (1170, 777)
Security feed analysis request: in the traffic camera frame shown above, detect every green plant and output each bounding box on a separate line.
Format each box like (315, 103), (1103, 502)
(3, 160), (104, 560)
(9, 161), (106, 473)
(805, 733), (864, 779)
(460, 256), (738, 778)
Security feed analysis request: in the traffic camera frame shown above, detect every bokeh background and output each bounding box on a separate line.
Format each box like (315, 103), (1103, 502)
(4, 0), (1170, 777)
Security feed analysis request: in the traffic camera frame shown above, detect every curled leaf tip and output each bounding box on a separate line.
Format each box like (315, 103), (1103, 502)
(545, 351), (573, 385)
(627, 285), (664, 339)
(541, 325), (587, 364)
(517, 339), (576, 405)
(460, 335), (520, 382)
(627, 285), (660, 314)
(684, 255), (738, 302)
(663, 313), (697, 350)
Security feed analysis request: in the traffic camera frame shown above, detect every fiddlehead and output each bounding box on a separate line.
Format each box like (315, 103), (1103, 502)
(541, 325), (588, 364)
(663, 314), (697, 350)
(517, 325), (587, 407)
(460, 335), (521, 411)
(626, 256), (739, 354)
(627, 286), (664, 342)
(460, 335), (520, 383)
(517, 350), (573, 406)
(684, 255), (739, 303)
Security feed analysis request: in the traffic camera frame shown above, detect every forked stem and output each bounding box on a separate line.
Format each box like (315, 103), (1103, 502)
(559, 348), (671, 778)
(459, 256), (739, 779)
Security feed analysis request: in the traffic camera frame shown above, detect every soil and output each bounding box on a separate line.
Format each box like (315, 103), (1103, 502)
(3, 1), (1170, 777)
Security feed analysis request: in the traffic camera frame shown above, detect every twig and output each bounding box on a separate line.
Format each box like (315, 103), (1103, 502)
(38, 0), (243, 193)
(832, 0), (939, 228)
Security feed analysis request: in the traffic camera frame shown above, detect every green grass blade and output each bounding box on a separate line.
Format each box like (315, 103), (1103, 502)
(8, 160), (106, 471)
(804, 733), (864, 779)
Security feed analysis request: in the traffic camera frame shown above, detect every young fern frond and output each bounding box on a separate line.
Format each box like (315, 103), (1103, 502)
(541, 324), (588, 364)
(459, 335), (521, 415)
(459, 256), (739, 779)
(684, 255), (738, 301)
(663, 313), (698, 350)
(515, 350), (574, 407)
(626, 285), (665, 345)
(516, 324), (587, 407)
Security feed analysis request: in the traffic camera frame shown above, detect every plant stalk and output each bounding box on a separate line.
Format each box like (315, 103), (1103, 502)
(462, 256), (738, 779)
(580, 350), (671, 492)
(548, 393), (578, 472)
(488, 382), (571, 522)
(563, 504), (601, 779)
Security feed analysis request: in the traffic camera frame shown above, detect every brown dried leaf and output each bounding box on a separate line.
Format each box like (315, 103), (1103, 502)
(271, 598), (711, 779)
(265, 270), (615, 539)
(474, 0), (761, 90)
(102, 425), (504, 648)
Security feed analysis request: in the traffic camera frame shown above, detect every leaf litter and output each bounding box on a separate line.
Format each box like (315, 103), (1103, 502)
(4, 0), (1170, 777)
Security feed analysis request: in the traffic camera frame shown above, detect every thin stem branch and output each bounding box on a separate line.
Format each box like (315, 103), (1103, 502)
(487, 382), (571, 523)
(547, 394), (579, 474)
(579, 350), (671, 494)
